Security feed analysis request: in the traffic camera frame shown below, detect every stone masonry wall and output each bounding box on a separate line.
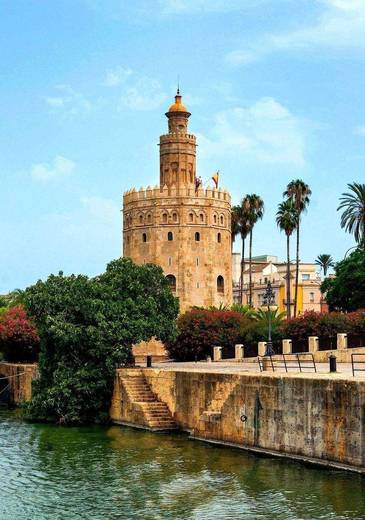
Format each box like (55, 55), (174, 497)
(111, 368), (365, 470)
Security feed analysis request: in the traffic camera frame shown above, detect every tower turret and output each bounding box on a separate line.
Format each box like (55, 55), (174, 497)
(159, 90), (196, 190)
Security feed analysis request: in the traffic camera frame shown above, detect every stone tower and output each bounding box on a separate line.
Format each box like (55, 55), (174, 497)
(122, 91), (232, 312)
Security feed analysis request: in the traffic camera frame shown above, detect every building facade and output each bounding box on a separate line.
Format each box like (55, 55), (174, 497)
(123, 92), (232, 312)
(232, 254), (324, 314)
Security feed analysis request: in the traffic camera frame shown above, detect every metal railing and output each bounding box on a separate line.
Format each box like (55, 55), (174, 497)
(258, 353), (316, 373)
(351, 353), (365, 376)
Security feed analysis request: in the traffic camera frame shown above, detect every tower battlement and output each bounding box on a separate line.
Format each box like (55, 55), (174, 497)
(159, 133), (196, 142)
(123, 185), (231, 205)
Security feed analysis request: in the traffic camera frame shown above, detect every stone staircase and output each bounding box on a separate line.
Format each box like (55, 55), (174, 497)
(119, 370), (177, 431)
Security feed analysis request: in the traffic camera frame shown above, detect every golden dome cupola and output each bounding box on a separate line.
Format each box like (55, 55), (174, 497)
(165, 90), (191, 134)
(167, 89), (190, 115)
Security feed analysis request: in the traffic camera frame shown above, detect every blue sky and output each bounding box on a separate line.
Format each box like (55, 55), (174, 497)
(1, 0), (364, 292)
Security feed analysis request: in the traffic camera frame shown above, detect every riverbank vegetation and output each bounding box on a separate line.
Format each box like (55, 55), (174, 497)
(0, 258), (179, 425)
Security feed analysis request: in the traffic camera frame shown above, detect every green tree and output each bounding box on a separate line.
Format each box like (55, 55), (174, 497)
(23, 258), (179, 425)
(338, 182), (365, 250)
(315, 254), (335, 277)
(232, 202), (251, 304)
(320, 250), (365, 311)
(276, 200), (298, 319)
(244, 194), (264, 307)
(284, 180), (312, 317)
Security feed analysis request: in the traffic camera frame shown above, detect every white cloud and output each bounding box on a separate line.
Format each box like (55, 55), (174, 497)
(119, 77), (167, 111)
(226, 0), (365, 66)
(31, 156), (75, 181)
(199, 97), (305, 166)
(103, 66), (133, 87)
(45, 85), (92, 116)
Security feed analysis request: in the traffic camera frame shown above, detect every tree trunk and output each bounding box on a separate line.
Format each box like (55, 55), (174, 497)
(240, 235), (245, 304)
(286, 233), (291, 320)
(294, 221), (300, 317)
(249, 230), (253, 306)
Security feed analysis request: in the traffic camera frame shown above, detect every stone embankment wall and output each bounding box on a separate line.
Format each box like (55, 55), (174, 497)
(112, 368), (365, 471)
(0, 362), (37, 404)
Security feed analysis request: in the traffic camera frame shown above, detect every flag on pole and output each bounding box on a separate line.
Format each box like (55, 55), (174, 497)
(212, 171), (219, 188)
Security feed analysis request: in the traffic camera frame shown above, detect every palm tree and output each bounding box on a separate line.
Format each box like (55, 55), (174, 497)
(232, 203), (251, 304)
(337, 183), (365, 250)
(244, 194), (264, 306)
(231, 206), (240, 253)
(276, 200), (298, 319)
(315, 254), (335, 277)
(284, 180), (312, 317)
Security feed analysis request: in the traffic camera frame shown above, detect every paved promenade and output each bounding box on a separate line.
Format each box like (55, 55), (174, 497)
(149, 359), (362, 379)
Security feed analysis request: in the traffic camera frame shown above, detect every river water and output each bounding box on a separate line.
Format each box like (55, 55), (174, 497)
(1, 410), (365, 519)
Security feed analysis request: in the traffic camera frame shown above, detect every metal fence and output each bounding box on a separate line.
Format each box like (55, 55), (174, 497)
(291, 339), (308, 354)
(318, 336), (337, 351)
(244, 342), (258, 358)
(351, 353), (365, 376)
(258, 353), (316, 373)
(348, 333), (365, 349)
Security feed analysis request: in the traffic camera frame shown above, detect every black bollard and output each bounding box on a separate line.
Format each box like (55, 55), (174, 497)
(146, 355), (152, 368)
(329, 354), (337, 373)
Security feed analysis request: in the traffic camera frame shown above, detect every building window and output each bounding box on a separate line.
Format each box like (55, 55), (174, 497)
(172, 212), (178, 222)
(189, 212), (194, 223)
(302, 273), (310, 281)
(139, 214), (143, 224)
(142, 233), (147, 243)
(168, 257), (172, 266)
(217, 232), (221, 243)
(147, 213), (152, 224)
(196, 258), (199, 266)
(166, 274), (176, 292)
(195, 232), (200, 242)
(217, 275), (224, 294)
(220, 215), (224, 226)
(168, 231), (173, 241)
(213, 214), (217, 224)
(310, 292), (315, 303)
(162, 213), (168, 224)
(197, 282), (200, 288)
(199, 213), (204, 223)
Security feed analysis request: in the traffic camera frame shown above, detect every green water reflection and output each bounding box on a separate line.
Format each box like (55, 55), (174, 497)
(0, 410), (364, 519)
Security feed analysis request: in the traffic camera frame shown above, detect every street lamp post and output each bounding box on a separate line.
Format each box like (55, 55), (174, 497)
(262, 281), (276, 357)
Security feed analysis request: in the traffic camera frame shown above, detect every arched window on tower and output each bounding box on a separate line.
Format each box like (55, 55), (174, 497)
(166, 274), (176, 293)
(172, 212), (178, 222)
(213, 214), (217, 224)
(217, 276), (224, 294)
(142, 233), (147, 243)
(162, 213), (168, 224)
(195, 232), (200, 242)
(139, 214), (143, 225)
(199, 213), (204, 223)
(220, 215), (224, 226)
(168, 231), (173, 241)
(189, 212), (194, 223)
(217, 233), (221, 243)
(147, 213), (152, 224)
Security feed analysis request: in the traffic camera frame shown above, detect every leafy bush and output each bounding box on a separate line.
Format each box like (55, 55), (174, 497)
(23, 258), (179, 425)
(167, 309), (243, 361)
(280, 310), (365, 341)
(321, 249), (365, 311)
(0, 306), (40, 362)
